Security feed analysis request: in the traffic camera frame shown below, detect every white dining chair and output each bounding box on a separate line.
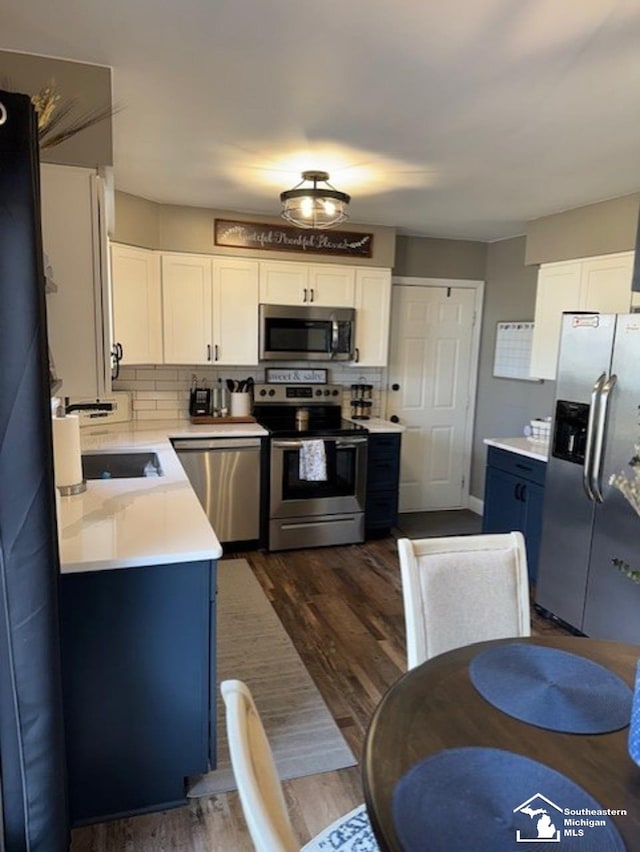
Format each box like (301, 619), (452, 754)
(221, 679), (379, 852)
(397, 531), (531, 669)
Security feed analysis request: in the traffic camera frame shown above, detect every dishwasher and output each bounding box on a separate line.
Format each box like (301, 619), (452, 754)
(173, 438), (261, 544)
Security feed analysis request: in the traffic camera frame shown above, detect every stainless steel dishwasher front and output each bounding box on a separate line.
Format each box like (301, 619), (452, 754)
(173, 438), (261, 543)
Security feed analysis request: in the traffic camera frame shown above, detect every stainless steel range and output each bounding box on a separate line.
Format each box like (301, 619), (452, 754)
(253, 383), (368, 551)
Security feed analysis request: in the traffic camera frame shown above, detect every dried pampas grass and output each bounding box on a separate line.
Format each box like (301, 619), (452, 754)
(30, 80), (117, 150)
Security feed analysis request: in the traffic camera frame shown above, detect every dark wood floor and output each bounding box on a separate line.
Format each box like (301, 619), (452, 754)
(71, 535), (571, 851)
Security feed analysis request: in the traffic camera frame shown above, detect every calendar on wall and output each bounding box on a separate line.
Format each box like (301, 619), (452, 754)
(493, 321), (539, 381)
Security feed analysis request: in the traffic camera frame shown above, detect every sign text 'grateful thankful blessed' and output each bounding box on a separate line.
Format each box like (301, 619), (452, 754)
(214, 219), (374, 258)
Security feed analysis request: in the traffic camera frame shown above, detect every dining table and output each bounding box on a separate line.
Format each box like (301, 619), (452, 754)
(362, 635), (640, 851)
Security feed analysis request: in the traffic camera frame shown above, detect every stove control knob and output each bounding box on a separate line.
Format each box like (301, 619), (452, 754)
(332, 389), (339, 396)
(315, 389), (322, 396)
(324, 389), (330, 396)
(259, 389), (267, 397)
(268, 389), (276, 397)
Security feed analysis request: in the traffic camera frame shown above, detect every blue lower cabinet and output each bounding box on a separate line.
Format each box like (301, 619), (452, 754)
(366, 433), (401, 536)
(482, 447), (546, 583)
(60, 559), (216, 825)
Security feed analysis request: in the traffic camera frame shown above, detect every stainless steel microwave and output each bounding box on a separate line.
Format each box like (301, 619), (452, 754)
(259, 304), (356, 361)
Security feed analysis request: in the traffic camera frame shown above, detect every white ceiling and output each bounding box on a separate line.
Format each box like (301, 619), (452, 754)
(3, 0), (640, 240)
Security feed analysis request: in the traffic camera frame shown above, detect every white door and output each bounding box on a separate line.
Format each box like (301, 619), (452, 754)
(306, 264), (355, 306)
(110, 244), (163, 365)
(213, 257), (259, 365)
(259, 260), (309, 304)
(387, 285), (476, 511)
(162, 254), (212, 364)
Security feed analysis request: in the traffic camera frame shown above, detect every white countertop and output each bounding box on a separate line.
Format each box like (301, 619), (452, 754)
(58, 415), (403, 574)
(483, 436), (549, 462)
(345, 417), (405, 433)
(59, 420), (268, 574)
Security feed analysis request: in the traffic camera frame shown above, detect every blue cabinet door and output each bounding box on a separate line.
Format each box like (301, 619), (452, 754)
(482, 467), (523, 535)
(522, 480), (544, 583)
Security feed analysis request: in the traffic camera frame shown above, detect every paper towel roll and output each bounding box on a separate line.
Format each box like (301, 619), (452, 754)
(52, 414), (83, 489)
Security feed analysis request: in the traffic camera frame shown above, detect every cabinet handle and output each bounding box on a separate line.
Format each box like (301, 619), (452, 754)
(207, 344), (212, 362)
(521, 483), (527, 502)
(214, 344), (219, 362)
(303, 288), (308, 302)
(354, 347), (360, 363)
(516, 463), (532, 472)
(309, 288), (315, 303)
(514, 483), (522, 501)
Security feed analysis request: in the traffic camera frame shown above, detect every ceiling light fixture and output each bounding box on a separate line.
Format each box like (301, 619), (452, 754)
(280, 170), (350, 229)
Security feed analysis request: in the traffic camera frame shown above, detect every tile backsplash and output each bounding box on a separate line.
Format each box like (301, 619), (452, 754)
(113, 364), (386, 421)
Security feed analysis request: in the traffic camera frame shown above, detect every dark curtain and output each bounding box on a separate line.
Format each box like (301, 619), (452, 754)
(0, 91), (69, 851)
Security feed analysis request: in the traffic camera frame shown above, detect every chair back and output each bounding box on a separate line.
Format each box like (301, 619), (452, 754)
(221, 679), (299, 852)
(398, 532), (530, 669)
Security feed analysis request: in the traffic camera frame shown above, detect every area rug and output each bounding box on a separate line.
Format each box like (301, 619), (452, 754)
(187, 558), (356, 797)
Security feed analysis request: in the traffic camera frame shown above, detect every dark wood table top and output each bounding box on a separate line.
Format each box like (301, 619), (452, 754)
(362, 636), (640, 851)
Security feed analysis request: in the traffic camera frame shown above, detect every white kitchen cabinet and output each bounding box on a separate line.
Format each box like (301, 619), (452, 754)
(306, 264), (355, 306)
(259, 260), (309, 305)
(162, 254), (212, 364)
(161, 254), (259, 365)
(110, 244), (162, 365)
(530, 252), (633, 380)
(352, 268), (391, 366)
(212, 258), (259, 365)
(41, 164), (110, 397)
(259, 260), (355, 306)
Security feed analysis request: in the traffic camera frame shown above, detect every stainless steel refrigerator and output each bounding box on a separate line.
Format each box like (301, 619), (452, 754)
(535, 312), (640, 642)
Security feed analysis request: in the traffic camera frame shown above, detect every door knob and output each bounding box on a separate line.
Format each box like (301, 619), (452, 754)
(390, 415), (400, 423)
(391, 383), (400, 391)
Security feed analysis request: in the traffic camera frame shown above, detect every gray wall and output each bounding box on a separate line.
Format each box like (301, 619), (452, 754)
(471, 236), (556, 500)
(113, 191), (396, 267)
(526, 193), (640, 265)
(394, 234), (487, 279)
(0, 50), (112, 167)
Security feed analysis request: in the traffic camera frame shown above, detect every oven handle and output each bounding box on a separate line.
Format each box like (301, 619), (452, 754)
(272, 438), (368, 449)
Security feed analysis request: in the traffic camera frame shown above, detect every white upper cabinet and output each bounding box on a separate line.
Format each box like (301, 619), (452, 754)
(42, 164), (110, 397)
(530, 251), (634, 380)
(110, 244), (163, 365)
(352, 268), (391, 366)
(212, 258), (260, 365)
(160, 254), (260, 366)
(306, 264), (355, 306)
(162, 254), (213, 364)
(259, 260), (309, 305)
(259, 260), (355, 306)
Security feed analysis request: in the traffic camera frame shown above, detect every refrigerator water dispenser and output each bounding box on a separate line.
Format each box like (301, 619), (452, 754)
(552, 400), (589, 464)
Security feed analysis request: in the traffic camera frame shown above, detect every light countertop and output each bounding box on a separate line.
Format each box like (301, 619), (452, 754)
(483, 436), (549, 462)
(59, 420), (268, 575)
(345, 417), (405, 433)
(59, 416), (402, 575)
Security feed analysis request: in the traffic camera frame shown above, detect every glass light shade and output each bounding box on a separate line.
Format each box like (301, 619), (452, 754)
(280, 170), (350, 229)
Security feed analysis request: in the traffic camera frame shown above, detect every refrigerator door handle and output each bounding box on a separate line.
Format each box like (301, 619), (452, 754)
(582, 372), (606, 502)
(591, 373), (617, 503)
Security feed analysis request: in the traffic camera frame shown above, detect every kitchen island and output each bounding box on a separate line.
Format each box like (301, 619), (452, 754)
(57, 420), (267, 825)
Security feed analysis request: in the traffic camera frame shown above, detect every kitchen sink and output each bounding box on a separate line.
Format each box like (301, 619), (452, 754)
(81, 451), (163, 480)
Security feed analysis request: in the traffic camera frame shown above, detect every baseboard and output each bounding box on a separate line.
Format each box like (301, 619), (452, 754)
(468, 495), (484, 516)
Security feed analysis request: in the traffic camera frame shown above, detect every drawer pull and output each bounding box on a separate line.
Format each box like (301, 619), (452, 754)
(516, 463), (532, 472)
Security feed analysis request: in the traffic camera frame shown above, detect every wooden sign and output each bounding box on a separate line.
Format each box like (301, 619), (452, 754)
(214, 218), (373, 258)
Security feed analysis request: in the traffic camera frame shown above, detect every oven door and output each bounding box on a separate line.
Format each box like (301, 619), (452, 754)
(270, 436), (367, 519)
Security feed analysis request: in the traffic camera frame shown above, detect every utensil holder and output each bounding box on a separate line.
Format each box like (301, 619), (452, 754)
(230, 392), (251, 417)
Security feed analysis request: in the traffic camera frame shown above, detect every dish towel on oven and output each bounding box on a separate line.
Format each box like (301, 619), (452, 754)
(299, 440), (327, 481)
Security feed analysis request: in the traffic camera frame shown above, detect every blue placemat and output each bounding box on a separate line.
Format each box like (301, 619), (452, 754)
(392, 747), (626, 852)
(468, 643), (633, 733)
